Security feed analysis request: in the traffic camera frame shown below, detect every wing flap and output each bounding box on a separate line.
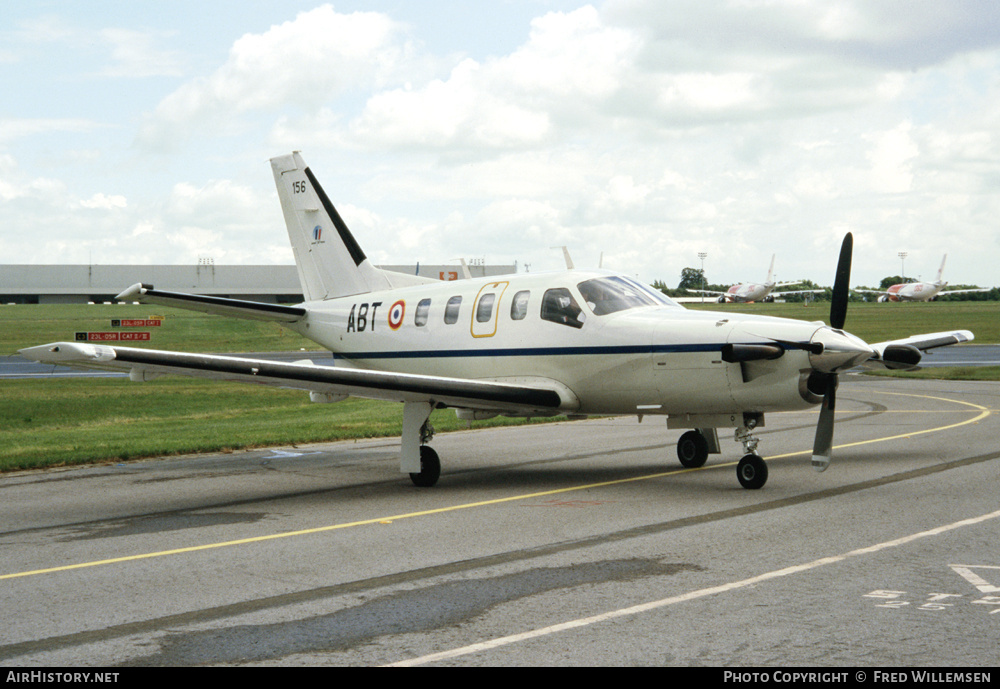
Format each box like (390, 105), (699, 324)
(20, 343), (570, 414)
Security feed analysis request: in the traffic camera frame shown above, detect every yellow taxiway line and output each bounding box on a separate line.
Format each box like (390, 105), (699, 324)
(1, 390), (992, 581)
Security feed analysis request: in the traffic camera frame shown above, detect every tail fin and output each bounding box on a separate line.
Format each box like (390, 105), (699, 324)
(936, 254), (947, 283)
(270, 152), (390, 300)
(765, 254), (775, 283)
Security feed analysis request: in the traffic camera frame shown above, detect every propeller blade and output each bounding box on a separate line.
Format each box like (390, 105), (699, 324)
(811, 374), (837, 471)
(830, 233), (853, 331)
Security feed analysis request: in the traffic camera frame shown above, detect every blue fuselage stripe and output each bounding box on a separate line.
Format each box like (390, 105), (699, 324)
(334, 343), (724, 361)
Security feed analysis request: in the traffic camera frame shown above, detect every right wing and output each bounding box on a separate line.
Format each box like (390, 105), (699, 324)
(19, 342), (575, 415)
(862, 330), (975, 370)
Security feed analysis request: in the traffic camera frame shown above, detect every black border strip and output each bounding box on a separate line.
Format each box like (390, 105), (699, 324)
(304, 167), (367, 267)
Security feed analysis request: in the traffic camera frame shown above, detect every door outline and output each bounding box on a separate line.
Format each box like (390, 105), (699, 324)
(471, 281), (509, 338)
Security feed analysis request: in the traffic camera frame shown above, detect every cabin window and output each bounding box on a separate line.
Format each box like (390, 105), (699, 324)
(476, 293), (496, 323)
(540, 288), (585, 329)
(414, 298), (431, 327)
(510, 290), (530, 320)
(444, 296), (462, 324)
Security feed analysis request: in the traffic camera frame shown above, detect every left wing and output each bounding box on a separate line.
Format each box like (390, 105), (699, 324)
(19, 342), (574, 414)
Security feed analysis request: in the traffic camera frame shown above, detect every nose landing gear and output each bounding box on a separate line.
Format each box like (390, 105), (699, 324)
(735, 417), (767, 489)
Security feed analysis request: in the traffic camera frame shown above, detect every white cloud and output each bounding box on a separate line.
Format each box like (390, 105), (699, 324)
(98, 28), (185, 78)
(135, 5), (410, 151)
(4, 2), (1000, 287)
(78, 193), (127, 210)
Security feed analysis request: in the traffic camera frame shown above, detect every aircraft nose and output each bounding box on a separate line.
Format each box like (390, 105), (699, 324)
(808, 327), (875, 373)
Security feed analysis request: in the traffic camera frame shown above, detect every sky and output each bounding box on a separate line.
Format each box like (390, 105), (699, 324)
(3, 0), (1000, 289)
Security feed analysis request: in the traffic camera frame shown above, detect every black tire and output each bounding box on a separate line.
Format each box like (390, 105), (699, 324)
(737, 454), (768, 489)
(677, 430), (709, 468)
(409, 446), (441, 487)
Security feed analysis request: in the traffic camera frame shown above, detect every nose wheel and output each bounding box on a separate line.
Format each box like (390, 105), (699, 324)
(736, 453), (767, 489)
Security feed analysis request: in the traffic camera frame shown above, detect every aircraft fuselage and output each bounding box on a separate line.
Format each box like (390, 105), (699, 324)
(289, 269), (826, 418)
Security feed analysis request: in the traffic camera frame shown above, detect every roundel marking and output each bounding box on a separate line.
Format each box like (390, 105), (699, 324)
(388, 300), (406, 330)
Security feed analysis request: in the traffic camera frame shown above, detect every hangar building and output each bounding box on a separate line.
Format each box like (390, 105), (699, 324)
(0, 262), (517, 305)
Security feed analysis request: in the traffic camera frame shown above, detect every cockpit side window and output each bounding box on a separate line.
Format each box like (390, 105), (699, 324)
(540, 288), (585, 329)
(577, 276), (663, 315)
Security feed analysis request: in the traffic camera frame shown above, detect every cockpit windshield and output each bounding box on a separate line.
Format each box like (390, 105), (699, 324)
(577, 276), (679, 315)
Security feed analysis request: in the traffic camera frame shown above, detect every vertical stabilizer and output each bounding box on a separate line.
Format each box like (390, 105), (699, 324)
(765, 254), (775, 283)
(270, 152), (390, 300)
(936, 254), (947, 284)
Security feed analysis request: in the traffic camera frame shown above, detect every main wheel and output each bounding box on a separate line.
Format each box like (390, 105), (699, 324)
(409, 446), (441, 487)
(736, 453), (768, 489)
(677, 430), (709, 468)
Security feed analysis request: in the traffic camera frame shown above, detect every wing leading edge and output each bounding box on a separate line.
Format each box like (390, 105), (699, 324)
(19, 342), (573, 414)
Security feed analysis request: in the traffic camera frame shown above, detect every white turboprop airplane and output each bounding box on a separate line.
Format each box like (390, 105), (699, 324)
(857, 255), (991, 302)
(21, 152), (976, 489)
(686, 255), (824, 303)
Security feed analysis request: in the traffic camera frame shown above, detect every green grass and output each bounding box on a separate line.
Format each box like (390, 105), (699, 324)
(686, 300), (999, 344)
(1, 303), (320, 354)
(0, 377), (563, 472)
(861, 366), (1000, 381)
(2, 301), (997, 472)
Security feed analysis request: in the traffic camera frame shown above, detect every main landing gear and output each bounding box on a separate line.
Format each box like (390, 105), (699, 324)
(674, 417), (769, 489)
(402, 401), (442, 488)
(410, 445), (441, 488)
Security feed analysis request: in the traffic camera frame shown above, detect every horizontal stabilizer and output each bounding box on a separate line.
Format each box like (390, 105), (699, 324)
(115, 283), (305, 322)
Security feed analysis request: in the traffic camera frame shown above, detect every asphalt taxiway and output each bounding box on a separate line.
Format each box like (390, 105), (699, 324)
(1, 375), (998, 666)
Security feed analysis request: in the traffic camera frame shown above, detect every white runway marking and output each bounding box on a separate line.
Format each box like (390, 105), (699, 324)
(388, 507), (1000, 666)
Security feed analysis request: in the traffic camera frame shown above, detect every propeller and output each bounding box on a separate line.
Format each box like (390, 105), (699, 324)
(811, 232), (860, 472)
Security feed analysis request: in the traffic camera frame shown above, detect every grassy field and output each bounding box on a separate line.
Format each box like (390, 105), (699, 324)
(685, 299), (1000, 344)
(2, 300), (997, 472)
(1, 303), (321, 354)
(0, 376), (562, 472)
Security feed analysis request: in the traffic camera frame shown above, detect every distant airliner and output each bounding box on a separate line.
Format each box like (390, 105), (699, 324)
(857, 255), (990, 302)
(687, 255), (823, 303)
